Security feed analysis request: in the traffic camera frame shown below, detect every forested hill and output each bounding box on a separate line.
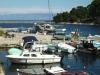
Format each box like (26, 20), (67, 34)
(53, 0), (100, 24)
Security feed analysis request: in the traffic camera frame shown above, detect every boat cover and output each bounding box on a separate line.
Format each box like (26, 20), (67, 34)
(8, 48), (23, 55)
(47, 43), (56, 47)
(93, 41), (100, 48)
(22, 36), (38, 44)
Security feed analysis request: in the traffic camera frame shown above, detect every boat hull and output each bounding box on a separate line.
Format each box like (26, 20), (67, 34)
(77, 49), (97, 54)
(61, 49), (76, 53)
(58, 43), (76, 53)
(7, 56), (61, 64)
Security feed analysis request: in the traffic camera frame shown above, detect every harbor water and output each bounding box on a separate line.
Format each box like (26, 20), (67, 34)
(0, 50), (100, 75)
(0, 23), (100, 37)
(0, 23), (100, 75)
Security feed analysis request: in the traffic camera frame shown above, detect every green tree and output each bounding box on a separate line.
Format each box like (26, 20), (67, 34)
(70, 8), (77, 16)
(70, 6), (88, 22)
(53, 16), (59, 23)
(62, 11), (69, 22)
(88, 0), (100, 23)
(70, 15), (78, 23)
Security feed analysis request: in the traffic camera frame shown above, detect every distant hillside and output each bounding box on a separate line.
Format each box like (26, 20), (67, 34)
(0, 13), (56, 20)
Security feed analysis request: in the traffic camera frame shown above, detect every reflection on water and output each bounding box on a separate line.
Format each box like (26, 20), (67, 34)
(0, 51), (100, 75)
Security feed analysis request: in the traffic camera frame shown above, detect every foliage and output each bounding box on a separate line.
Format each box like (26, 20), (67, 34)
(53, 6), (88, 23)
(53, 12), (69, 23)
(53, 0), (100, 24)
(70, 15), (78, 23)
(87, 0), (100, 24)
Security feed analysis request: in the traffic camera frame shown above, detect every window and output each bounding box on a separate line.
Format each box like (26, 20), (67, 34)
(23, 54), (29, 57)
(31, 54), (37, 57)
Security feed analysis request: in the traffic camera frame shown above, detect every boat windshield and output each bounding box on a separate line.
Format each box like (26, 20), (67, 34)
(23, 54), (30, 57)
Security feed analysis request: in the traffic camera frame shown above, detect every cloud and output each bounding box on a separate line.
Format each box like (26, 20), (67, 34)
(0, 7), (70, 14)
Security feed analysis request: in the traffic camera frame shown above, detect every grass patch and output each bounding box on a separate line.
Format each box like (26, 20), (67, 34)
(0, 30), (4, 36)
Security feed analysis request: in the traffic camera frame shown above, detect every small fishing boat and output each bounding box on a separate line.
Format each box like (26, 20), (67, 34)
(58, 43), (77, 53)
(35, 23), (55, 32)
(55, 25), (66, 32)
(76, 39), (99, 55)
(46, 43), (61, 53)
(6, 50), (61, 64)
(18, 27), (27, 33)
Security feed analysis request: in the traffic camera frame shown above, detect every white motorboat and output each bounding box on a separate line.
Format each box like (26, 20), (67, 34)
(46, 43), (61, 53)
(55, 25), (66, 32)
(6, 50), (61, 64)
(35, 23), (55, 32)
(58, 43), (77, 53)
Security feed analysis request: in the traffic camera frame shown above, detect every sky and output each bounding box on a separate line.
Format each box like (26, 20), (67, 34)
(0, 0), (93, 14)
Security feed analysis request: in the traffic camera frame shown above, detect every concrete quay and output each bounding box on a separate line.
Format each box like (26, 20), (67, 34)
(0, 32), (64, 45)
(0, 65), (5, 75)
(0, 32), (100, 46)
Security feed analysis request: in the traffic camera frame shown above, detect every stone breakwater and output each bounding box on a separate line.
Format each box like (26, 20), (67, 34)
(0, 28), (18, 31)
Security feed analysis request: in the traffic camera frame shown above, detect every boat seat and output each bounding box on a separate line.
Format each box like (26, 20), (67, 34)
(89, 43), (94, 48)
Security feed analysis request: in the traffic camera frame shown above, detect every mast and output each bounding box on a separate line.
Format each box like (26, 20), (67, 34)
(48, 0), (53, 23)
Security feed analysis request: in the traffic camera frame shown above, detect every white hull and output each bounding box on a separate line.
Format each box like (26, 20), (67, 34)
(6, 52), (61, 64)
(35, 24), (55, 32)
(61, 49), (76, 53)
(58, 43), (76, 53)
(8, 57), (60, 64)
(77, 49), (95, 54)
(47, 48), (61, 53)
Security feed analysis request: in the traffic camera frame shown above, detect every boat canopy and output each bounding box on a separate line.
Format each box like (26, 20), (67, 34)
(22, 36), (38, 44)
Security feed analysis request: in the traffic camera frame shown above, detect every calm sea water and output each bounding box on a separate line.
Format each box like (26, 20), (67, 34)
(0, 23), (100, 37)
(0, 51), (100, 75)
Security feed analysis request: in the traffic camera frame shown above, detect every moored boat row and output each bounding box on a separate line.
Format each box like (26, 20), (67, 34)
(17, 66), (89, 75)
